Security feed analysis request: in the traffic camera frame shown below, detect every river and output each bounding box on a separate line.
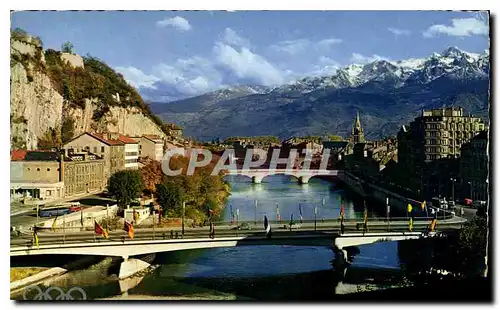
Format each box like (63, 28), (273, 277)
(13, 175), (407, 300)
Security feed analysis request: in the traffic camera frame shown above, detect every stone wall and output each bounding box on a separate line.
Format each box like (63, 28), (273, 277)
(60, 53), (84, 69)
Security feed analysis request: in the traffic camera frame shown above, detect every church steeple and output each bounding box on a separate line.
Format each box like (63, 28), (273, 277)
(351, 110), (365, 143)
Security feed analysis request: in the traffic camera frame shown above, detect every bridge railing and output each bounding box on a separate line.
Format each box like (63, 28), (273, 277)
(11, 216), (465, 249)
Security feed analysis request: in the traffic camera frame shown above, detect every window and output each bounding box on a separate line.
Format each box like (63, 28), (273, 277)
(46, 190), (51, 196)
(47, 168), (50, 171)
(37, 168), (40, 171)
(94, 147), (97, 153)
(101, 146), (105, 153)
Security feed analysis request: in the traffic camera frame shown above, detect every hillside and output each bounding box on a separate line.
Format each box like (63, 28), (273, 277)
(10, 29), (177, 150)
(152, 47), (490, 141)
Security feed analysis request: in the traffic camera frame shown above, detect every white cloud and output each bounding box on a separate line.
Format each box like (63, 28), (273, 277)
(115, 66), (160, 89)
(154, 56), (224, 95)
(213, 42), (286, 86)
(317, 38), (343, 48)
(423, 17), (488, 38)
(221, 27), (250, 47)
(270, 39), (310, 55)
(156, 16), (192, 32)
(350, 53), (390, 64)
(388, 27), (411, 36)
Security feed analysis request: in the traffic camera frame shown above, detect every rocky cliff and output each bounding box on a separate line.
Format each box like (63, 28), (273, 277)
(10, 33), (169, 150)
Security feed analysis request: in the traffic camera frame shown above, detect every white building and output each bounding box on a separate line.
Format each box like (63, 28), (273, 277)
(135, 135), (164, 161)
(118, 135), (139, 169)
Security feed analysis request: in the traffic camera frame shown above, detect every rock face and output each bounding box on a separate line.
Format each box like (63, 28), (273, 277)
(10, 37), (166, 150)
(10, 60), (64, 150)
(65, 99), (166, 138)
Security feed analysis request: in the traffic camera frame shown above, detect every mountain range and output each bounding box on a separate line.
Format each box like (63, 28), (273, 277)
(150, 46), (490, 141)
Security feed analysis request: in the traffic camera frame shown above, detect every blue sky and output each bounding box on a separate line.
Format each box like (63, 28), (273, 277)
(11, 11), (490, 101)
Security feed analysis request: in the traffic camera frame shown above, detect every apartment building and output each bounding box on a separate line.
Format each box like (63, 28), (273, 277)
(135, 135), (164, 161)
(63, 132), (125, 183)
(10, 150), (64, 201)
(63, 150), (106, 197)
(118, 135), (139, 169)
(460, 130), (489, 201)
(397, 107), (487, 199)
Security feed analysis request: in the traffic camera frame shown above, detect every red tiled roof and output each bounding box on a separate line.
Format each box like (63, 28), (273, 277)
(143, 135), (163, 143)
(87, 132), (124, 146)
(118, 135), (139, 144)
(11, 150), (27, 161)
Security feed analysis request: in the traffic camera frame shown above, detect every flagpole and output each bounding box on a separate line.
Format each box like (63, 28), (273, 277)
(254, 200), (257, 225)
(182, 201), (185, 237)
(106, 204), (109, 230)
(314, 206), (317, 231)
(63, 214), (66, 244)
(153, 211), (156, 240)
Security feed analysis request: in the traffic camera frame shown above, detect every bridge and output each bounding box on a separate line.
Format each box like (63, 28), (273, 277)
(226, 169), (341, 184)
(10, 216), (466, 279)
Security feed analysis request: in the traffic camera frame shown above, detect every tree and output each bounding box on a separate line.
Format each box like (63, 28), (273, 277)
(328, 135), (344, 141)
(11, 28), (27, 40)
(61, 41), (74, 54)
(139, 157), (163, 194)
(156, 181), (185, 216)
(61, 117), (75, 144)
(108, 170), (144, 210)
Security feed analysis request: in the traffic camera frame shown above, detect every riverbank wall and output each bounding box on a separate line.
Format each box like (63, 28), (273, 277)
(339, 171), (425, 215)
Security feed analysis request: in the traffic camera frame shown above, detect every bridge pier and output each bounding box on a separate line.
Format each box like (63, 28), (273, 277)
(252, 176), (264, 184)
(118, 256), (151, 280)
(298, 176), (311, 185)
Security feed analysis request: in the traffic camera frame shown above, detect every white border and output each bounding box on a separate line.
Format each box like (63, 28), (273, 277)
(3, 0), (498, 308)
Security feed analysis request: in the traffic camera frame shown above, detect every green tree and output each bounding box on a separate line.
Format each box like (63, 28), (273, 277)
(328, 135), (344, 141)
(156, 181), (185, 216)
(61, 41), (74, 54)
(107, 170), (144, 210)
(61, 117), (75, 144)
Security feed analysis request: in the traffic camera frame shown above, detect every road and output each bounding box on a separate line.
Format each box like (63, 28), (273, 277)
(10, 194), (117, 229)
(10, 216), (466, 248)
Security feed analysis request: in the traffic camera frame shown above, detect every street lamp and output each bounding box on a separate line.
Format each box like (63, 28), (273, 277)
(450, 178), (456, 203)
(468, 181), (472, 200)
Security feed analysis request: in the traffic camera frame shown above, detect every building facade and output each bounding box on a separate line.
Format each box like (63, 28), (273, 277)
(10, 150), (64, 201)
(459, 130), (489, 201)
(63, 151), (106, 197)
(397, 107), (487, 199)
(136, 135), (164, 161)
(63, 132), (125, 182)
(118, 135), (139, 169)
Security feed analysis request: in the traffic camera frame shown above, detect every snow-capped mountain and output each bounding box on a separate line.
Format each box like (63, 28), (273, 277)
(153, 46), (489, 141)
(275, 46), (489, 94)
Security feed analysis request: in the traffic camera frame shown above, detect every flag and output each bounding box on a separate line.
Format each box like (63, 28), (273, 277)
(290, 213), (294, 225)
(230, 205), (235, 225)
(80, 209), (84, 226)
(276, 204), (281, 222)
(299, 203), (303, 223)
(52, 216), (58, 232)
(363, 208), (368, 226)
(236, 208), (240, 218)
(264, 215), (271, 236)
(322, 197), (326, 206)
(421, 201), (426, 211)
(94, 221), (109, 239)
(314, 206), (317, 216)
(340, 205), (345, 218)
(409, 217), (413, 232)
(158, 208), (162, 223)
(407, 203), (413, 213)
(33, 226), (39, 247)
(123, 221), (134, 239)
(429, 218), (437, 232)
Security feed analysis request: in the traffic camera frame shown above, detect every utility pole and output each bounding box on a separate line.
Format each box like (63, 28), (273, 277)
(182, 201), (185, 237)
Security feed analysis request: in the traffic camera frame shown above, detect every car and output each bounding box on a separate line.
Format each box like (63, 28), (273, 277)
(284, 223), (301, 229)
